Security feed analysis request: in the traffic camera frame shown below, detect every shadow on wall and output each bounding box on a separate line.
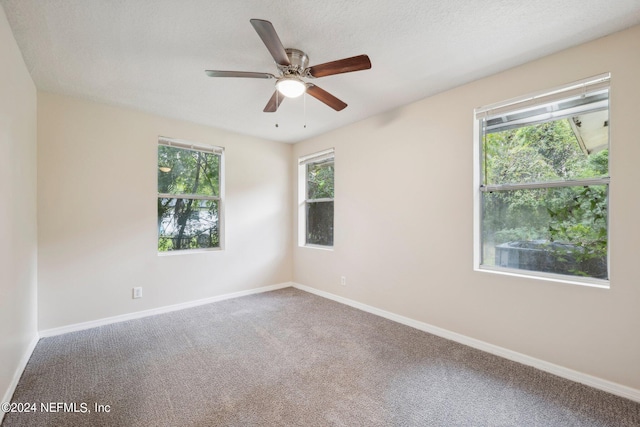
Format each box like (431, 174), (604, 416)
(374, 108), (405, 127)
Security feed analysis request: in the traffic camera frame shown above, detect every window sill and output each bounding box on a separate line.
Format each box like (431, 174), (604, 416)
(301, 244), (334, 251)
(158, 247), (223, 256)
(476, 265), (609, 289)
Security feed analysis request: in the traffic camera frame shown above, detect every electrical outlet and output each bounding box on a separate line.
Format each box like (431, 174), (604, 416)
(340, 276), (347, 286)
(133, 287), (142, 299)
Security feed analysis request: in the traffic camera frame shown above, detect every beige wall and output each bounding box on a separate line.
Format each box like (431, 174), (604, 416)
(0, 6), (38, 402)
(37, 93), (293, 330)
(292, 25), (640, 390)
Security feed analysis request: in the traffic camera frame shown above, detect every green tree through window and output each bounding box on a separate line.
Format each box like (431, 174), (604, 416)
(482, 120), (608, 278)
(306, 160), (335, 246)
(478, 77), (610, 282)
(299, 149), (335, 248)
(157, 141), (223, 252)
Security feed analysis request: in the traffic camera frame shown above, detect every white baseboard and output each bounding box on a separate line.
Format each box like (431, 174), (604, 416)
(39, 282), (293, 338)
(292, 282), (640, 403)
(1, 333), (40, 424)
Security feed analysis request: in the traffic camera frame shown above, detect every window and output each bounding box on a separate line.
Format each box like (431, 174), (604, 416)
(298, 148), (335, 247)
(474, 74), (610, 285)
(157, 137), (224, 253)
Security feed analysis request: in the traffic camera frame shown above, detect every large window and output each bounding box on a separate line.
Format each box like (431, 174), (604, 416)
(474, 74), (610, 285)
(157, 138), (224, 253)
(299, 148), (335, 247)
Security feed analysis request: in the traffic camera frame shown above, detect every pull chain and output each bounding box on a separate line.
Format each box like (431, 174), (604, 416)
(274, 90), (309, 129)
(275, 90), (279, 128)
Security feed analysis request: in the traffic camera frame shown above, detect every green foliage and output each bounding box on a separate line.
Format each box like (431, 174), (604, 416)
(482, 118), (608, 278)
(157, 146), (220, 251)
(158, 146), (219, 195)
(307, 161), (334, 199)
(587, 149), (608, 176)
(158, 237), (173, 252)
(306, 160), (334, 245)
(547, 186), (607, 277)
(494, 227), (543, 244)
(484, 119), (594, 185)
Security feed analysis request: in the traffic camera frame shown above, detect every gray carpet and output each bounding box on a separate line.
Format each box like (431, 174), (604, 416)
(2, 288), (639, 426)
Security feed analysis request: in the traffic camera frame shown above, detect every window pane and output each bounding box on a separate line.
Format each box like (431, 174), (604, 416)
(481, 185), (608, 279)
(306, 201), (334, 246)
(158, 146), (220, 196)
(307, 161), (334, 199)
(158, 198), (219, 251)
(483, 112), (609, 186)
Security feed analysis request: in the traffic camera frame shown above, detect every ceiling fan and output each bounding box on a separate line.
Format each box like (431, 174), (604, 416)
(205, 19), (372, 112)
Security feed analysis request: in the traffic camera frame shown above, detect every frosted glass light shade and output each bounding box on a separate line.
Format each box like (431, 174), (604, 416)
(276, 78), (306, 98)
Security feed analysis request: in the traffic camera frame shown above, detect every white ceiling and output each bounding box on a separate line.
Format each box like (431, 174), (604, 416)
(2, 0), (640, 143)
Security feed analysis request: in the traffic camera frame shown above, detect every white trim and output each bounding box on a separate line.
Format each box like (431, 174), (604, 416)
(1, 334), (39, 424)
(158, 136), (224, 154)
(157, 193), (220, 201)
(39, 282), (292, 338)
(477, 265), (609, 289)
(298, 147), (335, 165)
(291, 282), (640, 403)
(473, 114), (482, 269)
(218, 148), (226, 250)
(302, 244), (334, 251)
(157, 247), (222, 256)
(475, 73), (610, 118)
(481, 177), (610, 192)
(297, 162), (307, 248)
(306, 197), (334, 203)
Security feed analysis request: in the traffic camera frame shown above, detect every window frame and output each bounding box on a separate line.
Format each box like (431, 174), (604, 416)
(473, 74), (611, 288)
(157, 137), (225, 255)
(298, 148), (335, 249)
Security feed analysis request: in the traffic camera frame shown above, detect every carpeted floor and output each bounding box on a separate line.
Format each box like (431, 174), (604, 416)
(2, 287), (639, 426)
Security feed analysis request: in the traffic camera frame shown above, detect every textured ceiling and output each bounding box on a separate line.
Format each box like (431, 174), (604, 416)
(2, 0), (640, 143)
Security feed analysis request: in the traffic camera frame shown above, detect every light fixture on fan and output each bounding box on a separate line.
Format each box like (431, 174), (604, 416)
(276, 77), (306, 98)
(205, 19), (371, 112)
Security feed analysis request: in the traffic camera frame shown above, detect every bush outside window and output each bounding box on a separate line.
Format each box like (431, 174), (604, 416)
(476, 74), (610, 284)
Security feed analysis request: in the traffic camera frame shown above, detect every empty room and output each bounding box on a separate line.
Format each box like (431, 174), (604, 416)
(1, 0), (640, 425)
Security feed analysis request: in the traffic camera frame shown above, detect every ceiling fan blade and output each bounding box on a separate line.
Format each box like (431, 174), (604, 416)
(250, 19), (290, 66)
(308, 55), (371, 78)
(205, 70), (275, 79)
(306, 84), (347, 111)
(264, 91), (285, 113)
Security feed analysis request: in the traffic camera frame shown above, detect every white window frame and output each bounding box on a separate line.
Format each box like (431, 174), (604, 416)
(157, 137), (225, 255)
(298, 148), (335, 249)
(473, 74), (611, 288)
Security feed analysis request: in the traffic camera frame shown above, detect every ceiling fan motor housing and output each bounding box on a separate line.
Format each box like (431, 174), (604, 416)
(280, 48), (309, 76)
